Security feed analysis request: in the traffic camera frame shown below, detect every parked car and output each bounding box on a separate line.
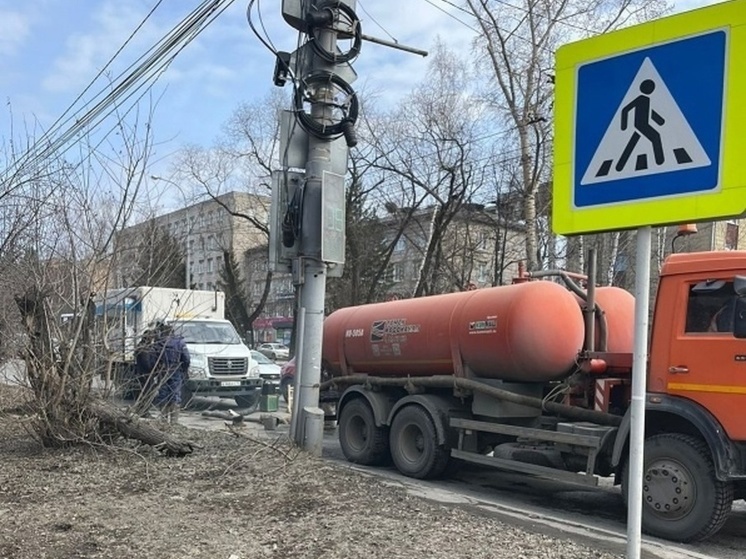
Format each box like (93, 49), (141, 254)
(250, 350), (281, 392)
(256, 342), (290, 361)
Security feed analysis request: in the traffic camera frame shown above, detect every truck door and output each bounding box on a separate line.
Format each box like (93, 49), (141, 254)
(664, 278), (746, 441)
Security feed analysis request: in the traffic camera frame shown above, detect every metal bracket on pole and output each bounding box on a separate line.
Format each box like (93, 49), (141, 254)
(269, 169), (304, 273)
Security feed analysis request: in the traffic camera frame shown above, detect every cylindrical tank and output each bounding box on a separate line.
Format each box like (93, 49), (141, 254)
(322, 281), (586, 383)
(574, 286), (635, 353)
(593, 286), (635, 353)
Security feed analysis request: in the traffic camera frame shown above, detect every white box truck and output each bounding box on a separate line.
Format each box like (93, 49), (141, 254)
(96, 287), (261, 407)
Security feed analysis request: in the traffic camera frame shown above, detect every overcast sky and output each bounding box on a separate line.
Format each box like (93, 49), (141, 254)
(0, 0), (722, 182)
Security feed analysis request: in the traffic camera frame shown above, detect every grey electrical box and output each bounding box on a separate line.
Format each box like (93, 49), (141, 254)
(321, 171), (346, 266)
(269, 170), (304, 273)
(282, 0), (357, 33)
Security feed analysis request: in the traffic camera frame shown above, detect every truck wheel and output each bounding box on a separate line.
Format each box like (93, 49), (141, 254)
(623, 433), (733, 542)
(390, 405), (450, 480)
(338, 398), (390, 466)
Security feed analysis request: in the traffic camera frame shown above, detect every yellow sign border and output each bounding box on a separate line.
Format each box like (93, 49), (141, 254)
(553, 0), (746, 235)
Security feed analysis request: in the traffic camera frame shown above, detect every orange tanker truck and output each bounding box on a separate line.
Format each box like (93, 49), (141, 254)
(318, 250), (746, 542)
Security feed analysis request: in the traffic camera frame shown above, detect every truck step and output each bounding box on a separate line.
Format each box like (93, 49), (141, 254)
(450, 449), (599, 487)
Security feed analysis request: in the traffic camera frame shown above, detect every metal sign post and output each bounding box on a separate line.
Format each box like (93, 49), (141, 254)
(627, 227), (651, 559)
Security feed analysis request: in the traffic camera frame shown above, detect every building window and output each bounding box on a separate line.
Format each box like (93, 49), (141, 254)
(725, 221), (739, 251)
(476, 230), (489, 250)
(387, 263), (403, 283)
(477, 262), (489, 282)
(207, 258), (214, 273)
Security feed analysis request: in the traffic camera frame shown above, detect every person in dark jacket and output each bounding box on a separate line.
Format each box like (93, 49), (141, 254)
(132, 328), (159, 415)
(151, 322), (191, 423)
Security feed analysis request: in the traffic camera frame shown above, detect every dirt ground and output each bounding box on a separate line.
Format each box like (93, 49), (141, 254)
(0, 384), (624, 559)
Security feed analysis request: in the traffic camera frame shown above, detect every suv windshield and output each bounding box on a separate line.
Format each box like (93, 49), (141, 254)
(172, 321), (241, 344)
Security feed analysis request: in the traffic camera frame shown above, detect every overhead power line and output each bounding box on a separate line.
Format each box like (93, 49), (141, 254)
(3, 0), (237, 187)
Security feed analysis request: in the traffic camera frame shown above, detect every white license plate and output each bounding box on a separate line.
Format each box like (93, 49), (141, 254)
(220, 381), (241, 387)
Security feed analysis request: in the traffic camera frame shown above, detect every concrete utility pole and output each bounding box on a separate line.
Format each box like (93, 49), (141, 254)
(274, 0), (361, 453)
(294, 28), (336, 453)
(271, 0), (425, 453)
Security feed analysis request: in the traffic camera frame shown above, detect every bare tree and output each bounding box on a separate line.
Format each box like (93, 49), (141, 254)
(170, 92), (289, 329)
(363, 42), (491, 297)
(0, 109), (192, 454)
(464, 0), (668, 272)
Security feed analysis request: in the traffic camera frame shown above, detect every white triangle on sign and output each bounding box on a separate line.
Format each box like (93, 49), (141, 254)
(580, 57), (710, 186)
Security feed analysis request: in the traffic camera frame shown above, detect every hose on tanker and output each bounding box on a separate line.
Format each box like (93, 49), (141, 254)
(527, 269), (608, 352)
(320, 375), (623, 427)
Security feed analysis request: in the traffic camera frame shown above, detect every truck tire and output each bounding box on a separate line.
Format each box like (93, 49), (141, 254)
(622, 433), (733, 542)
(389, 405), (450, 480)
(338, 398), (390, 466)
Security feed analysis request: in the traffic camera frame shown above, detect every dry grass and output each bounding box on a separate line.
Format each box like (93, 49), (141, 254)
(0, 383), (623, 559)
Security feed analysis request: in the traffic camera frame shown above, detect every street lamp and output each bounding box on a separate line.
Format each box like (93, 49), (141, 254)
(151, 175), (191, 289)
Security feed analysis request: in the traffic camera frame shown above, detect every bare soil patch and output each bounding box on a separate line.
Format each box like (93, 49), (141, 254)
(0, 384), (622, 559)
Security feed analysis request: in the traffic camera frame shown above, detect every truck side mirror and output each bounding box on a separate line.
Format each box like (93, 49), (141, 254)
(733, 298), (746, 339)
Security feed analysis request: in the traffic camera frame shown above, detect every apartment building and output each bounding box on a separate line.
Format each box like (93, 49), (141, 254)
(114, 191), (270, 291)
(244, 244), (294, 345)
(380, 203), (528, 298)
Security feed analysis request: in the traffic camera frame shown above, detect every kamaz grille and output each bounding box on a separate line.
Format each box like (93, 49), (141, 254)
(208, 357), (248, 376)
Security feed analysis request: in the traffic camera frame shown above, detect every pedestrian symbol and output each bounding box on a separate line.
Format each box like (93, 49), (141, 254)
(581, 57), (710, 186)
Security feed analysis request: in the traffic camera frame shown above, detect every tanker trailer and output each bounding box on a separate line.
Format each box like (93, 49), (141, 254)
(322, 253), (746, 543)
(322, 279), (639, 520)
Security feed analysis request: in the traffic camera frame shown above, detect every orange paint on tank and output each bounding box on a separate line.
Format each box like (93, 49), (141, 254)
(594, 286), (635, 353)
(576, 286), (635, 353)
(322, 281), (585, 382)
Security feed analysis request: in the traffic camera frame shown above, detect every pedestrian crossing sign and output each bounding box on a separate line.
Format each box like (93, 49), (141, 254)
(553, 0), (746, 235)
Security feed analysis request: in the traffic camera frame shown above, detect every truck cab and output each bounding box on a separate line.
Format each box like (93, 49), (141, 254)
(171, 318), (261, 408)
(608, 251), (746, 541)
(649, 251), (746, 442)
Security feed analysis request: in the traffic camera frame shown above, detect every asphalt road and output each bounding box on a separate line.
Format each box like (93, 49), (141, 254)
(177, 397), (745, 559)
